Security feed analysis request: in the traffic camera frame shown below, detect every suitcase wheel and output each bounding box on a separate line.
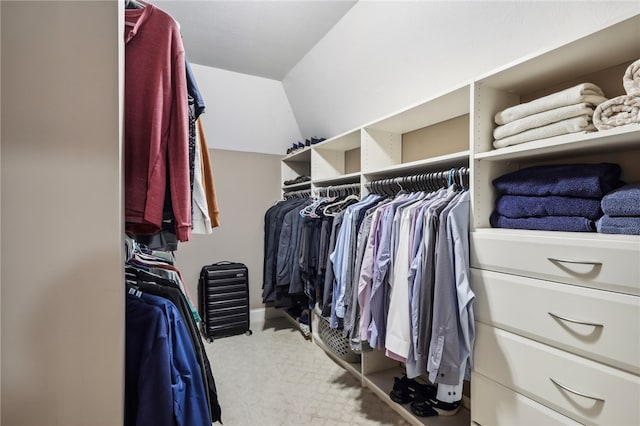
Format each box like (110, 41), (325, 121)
(246, 330), (253, 336)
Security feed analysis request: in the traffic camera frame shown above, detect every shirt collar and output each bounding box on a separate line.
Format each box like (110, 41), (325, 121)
(124, 1), (153, 44)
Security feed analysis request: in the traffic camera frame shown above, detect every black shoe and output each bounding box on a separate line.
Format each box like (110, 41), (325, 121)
(410, 398), (460, 417)
(413, 381), (437, 402)
(389, 375), (435, 404)
(305, 138), (311, 147)
(389, 375), (416, 404)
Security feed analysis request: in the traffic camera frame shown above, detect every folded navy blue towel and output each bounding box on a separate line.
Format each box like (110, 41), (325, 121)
(492, 163), (623, 198)
(495, 195), (603, 219)
(601, 182), (640, 217)
(596, 215), (640, 235)
(490, 212), (596, 232)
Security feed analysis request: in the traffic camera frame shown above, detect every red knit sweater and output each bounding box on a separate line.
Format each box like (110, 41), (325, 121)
(124, 3), (191, 242)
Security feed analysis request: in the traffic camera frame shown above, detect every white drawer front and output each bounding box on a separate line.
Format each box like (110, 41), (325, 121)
(471, 372), (582, 426)
(474, 323), (640, 426)
(470, 229), (640, 295)
(471, 268), (640, 374)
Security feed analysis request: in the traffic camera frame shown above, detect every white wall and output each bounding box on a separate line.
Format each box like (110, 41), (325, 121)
(174, 148), (282, 313)
(191, 63), (302, 155)
(283, 1), (640, 139)
(1, 2), (123, 425)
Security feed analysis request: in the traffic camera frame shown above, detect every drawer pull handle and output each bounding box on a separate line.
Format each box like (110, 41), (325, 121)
(547, 257), (602, 266)
(550, 378), (605, 402)
(548, 312), (604, 328)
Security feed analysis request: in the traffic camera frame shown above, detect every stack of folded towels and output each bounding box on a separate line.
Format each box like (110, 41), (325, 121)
(490, 163), (624, 232)
(597, 182), (640, 235)
(492, 83), (608, 149)
(594, 58), (640, 130)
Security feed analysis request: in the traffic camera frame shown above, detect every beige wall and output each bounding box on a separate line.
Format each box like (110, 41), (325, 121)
(1, 2), (123, 425)
(175, 149), (282, 313)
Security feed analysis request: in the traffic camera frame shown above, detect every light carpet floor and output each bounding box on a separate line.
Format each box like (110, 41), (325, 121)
(204, 317), (410, 426)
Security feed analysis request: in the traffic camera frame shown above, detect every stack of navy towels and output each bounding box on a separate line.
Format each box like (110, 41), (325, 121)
(597, 182), (640, 235)
(490, 163), (624, 232)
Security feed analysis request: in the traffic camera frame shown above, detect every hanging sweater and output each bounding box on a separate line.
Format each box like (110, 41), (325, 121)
(124, 3), (191, 242)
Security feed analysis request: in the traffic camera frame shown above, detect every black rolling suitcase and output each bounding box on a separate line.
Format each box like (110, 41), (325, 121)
(199, 261), (253, 342)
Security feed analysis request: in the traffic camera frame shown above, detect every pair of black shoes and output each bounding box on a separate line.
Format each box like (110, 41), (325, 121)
(286, 137), (327, 155)
(283, 175), (311, 186)
(389, 375), (460, 417)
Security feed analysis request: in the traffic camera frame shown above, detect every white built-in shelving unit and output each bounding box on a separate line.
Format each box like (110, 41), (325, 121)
(468, 15), (640, 426)
(280, 14), (640, 426)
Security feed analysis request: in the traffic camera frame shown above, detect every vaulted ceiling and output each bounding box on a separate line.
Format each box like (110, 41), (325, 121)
(158, 0), (358, 80)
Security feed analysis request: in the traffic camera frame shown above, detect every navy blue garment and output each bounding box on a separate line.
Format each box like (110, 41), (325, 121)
(492, 163), (623, 198)
(262, 202), (281, 302)
(601, 182), (640, 217)
(495, 195), (603, 219)
(597, 215), (640, 235)
(300, 216), (322, 308)
(127, 268), (222, 424)
(185, 57), (206, 118)
(262, 199), (308, 304)
(141, 293), (211, 426)
(126, 294), (174, 426)
(490, 212), (596, 232)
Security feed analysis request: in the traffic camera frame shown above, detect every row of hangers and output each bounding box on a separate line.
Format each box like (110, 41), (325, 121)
(315, 183), (361, 197)
(283, 183), (361, 199)
(283, 188), (312, 199)
(300, 192), (360, 218)
(283, 167), (468, 201)
(124, 237), (175, 264)
(367, 167), (469, 196)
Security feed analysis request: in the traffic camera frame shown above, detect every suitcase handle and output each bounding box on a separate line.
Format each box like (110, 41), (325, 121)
(213, 261), (234, 265)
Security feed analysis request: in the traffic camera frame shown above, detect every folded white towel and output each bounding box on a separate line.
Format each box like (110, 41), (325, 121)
(593, 95), (640, 131)
(623, 59), (640, 97)
(494, 83), (606, 125)
(493, 115), (595, 149)
(493, 103), (595, 140)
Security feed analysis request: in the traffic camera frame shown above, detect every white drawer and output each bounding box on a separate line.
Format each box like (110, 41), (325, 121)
(471, 371), (582, 426)
(470, 229), (640, 295)
(471, 268), (640, 374)
(474, 323), (640, 426)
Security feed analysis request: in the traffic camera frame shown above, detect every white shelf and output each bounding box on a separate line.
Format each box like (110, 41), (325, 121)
(475, 125), (640, 162)
(314, 129), (360, 151)
(363, 367), (471, 426)
(364, 151), (469, 178)
(282, 181), (311, 191)
(471, 227), (640, 244)
(475, 15), (640, 93)
(312, 148), (361, 181)
(283, 147), (311, 162)
(313, 172), (361, 186)
(472, 20), (640, 411)
(365, 85), (470, 134)
(312, 334), (362, 379)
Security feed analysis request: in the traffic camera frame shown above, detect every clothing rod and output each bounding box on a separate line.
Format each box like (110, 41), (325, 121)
(283, 188), (312, 199)
(315, 182), (361, 197)
(366, 167), (469, 195)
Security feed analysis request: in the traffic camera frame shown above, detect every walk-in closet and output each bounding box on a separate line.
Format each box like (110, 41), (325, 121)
(1, 1), (639, 425)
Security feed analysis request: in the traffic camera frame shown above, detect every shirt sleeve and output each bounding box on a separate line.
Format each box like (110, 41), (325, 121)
(168, 43), (192, 242)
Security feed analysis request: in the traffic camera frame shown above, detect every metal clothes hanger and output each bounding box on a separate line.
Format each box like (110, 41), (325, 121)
(125, 0), (145, 9)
